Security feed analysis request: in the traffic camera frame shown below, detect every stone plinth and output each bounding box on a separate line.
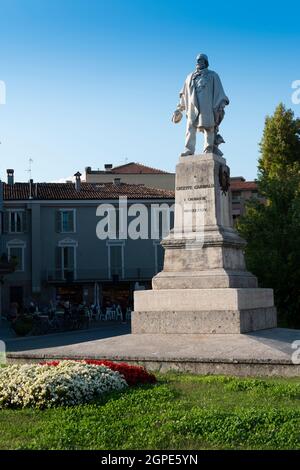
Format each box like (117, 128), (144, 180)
(153, 153), (257, 290)
(132, 153), (277, 334)
(133, 288), (277, 334)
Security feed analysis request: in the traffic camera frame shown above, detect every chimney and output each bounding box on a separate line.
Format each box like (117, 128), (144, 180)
(7, 169), (14, 185)
(113, 177), (121, 186)
(74, 171), (82, 191)
(29, 178), (33, 199)
(104, 163), (113, 172)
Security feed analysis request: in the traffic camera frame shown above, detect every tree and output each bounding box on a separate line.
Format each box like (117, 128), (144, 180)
(237, 103), (300, 327)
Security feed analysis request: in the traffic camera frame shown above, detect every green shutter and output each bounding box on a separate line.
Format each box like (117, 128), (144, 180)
(3, 211), (9, 233)
(55, 247), (62, 270)
(67, 247), (75, 269)
(55, 211), (61, 233)
(68, 211), (74, 232)
(22, 211), (28, 232)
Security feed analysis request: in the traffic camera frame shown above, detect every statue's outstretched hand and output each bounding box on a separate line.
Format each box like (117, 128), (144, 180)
(172, 109), (182, 124)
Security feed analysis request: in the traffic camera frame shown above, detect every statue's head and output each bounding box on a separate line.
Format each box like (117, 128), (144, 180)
(196, 53), (209, 70)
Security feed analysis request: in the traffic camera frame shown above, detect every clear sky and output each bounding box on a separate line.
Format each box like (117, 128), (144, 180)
(0, 0), (299, 182)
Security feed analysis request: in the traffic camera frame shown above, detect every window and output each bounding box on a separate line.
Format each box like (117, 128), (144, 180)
(7, 241), (26, 272)
(110, 246), (122, 274)
(96, 205), (120, 240)
(8, 210), (26, 233)
(107, 206), (120, 238)
(231, 191), (241, 203)
(9, 247), (23, 271)
(107, 241), (124, 279)
(62, 246), (75, 279)
(150, 204), (174, 240)
(56, 239), (77, 281)
(56, 209), (76, 233)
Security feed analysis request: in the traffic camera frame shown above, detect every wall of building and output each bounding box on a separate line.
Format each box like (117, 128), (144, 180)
(85, 172), (176, 190)
(1, 199), (171, 313)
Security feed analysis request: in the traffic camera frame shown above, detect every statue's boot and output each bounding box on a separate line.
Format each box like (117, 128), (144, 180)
(203, 145), (214, 154)
(213, 145), (224, 156)
(181, 150), (194, 157)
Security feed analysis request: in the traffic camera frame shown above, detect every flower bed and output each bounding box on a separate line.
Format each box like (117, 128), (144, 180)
(0, 361), (127, 409)
(42, 359), (156, 386)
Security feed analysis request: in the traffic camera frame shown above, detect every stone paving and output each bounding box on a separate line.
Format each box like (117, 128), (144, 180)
(3, 322), (130, 352)
(4, 325), (300, 377)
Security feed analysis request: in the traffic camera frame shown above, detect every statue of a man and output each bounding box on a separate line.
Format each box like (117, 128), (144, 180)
(172, 54), (229, 156)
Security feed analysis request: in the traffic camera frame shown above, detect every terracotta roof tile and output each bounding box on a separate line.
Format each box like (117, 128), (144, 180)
(3, 179), (258, 200)
(230, 181), (258, 191)
(3, 182), (175, 201)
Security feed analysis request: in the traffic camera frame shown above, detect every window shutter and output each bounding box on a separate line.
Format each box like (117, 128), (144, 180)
(68, 247), (75, 269)
(55, 211), (61, 233)
(55, 247), (62, 270)
(69, 211), (74, 232)
(22, 211), (28, 232)
(3, 211), (9, 233)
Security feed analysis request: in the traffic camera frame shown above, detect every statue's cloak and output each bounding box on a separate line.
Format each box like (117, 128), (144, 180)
(178, 69), (229, 129)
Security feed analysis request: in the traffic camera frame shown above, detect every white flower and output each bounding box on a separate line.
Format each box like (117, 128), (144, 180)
(0, 361), (127, 408)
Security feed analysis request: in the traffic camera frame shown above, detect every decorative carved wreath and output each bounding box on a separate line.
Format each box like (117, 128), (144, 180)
(219, 164), (230, 194)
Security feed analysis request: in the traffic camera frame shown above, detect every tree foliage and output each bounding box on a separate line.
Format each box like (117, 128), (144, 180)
(237, 103), (300, 327)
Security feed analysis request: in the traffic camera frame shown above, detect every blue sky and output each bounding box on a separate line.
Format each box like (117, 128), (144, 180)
(0, 0), (299, 182)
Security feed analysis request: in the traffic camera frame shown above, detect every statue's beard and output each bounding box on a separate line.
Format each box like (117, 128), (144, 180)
(192, 65), (208, 80)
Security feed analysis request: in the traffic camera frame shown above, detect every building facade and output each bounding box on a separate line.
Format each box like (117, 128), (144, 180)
(230, 177), (262, 222)
(85, 162), (175, 190)
(0, 171), (174, 314)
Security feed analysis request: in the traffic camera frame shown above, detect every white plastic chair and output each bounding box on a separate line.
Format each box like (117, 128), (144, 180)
(115, 305), (123, 321)
(85, 308), (92, 324)
(105, 307), (112, 321)
(99, 308), (106, 321)
(110, 308), (116, 320)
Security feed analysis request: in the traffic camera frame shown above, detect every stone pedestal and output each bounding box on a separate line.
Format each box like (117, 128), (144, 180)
(132, 153), (277, 334)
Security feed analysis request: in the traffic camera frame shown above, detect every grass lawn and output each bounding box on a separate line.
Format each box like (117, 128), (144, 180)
(0, 373), (300, 450)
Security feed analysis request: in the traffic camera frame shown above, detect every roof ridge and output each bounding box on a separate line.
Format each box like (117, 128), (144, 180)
(111, 161), (170, 174)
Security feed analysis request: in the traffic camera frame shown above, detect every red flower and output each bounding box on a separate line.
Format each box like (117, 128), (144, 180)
(40, 359), (156, 386)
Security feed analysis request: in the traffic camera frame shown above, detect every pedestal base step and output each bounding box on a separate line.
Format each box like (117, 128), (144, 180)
(153, 270), (258, 289)
(132, 307), (277, 334)
(133, 288), (276, 334)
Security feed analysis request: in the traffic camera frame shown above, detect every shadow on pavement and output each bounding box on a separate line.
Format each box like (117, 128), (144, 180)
(246, 327), (300, 355)
(2, 323), (131, 353)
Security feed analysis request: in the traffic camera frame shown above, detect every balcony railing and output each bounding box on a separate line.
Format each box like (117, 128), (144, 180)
(45, 266), (162, 283)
